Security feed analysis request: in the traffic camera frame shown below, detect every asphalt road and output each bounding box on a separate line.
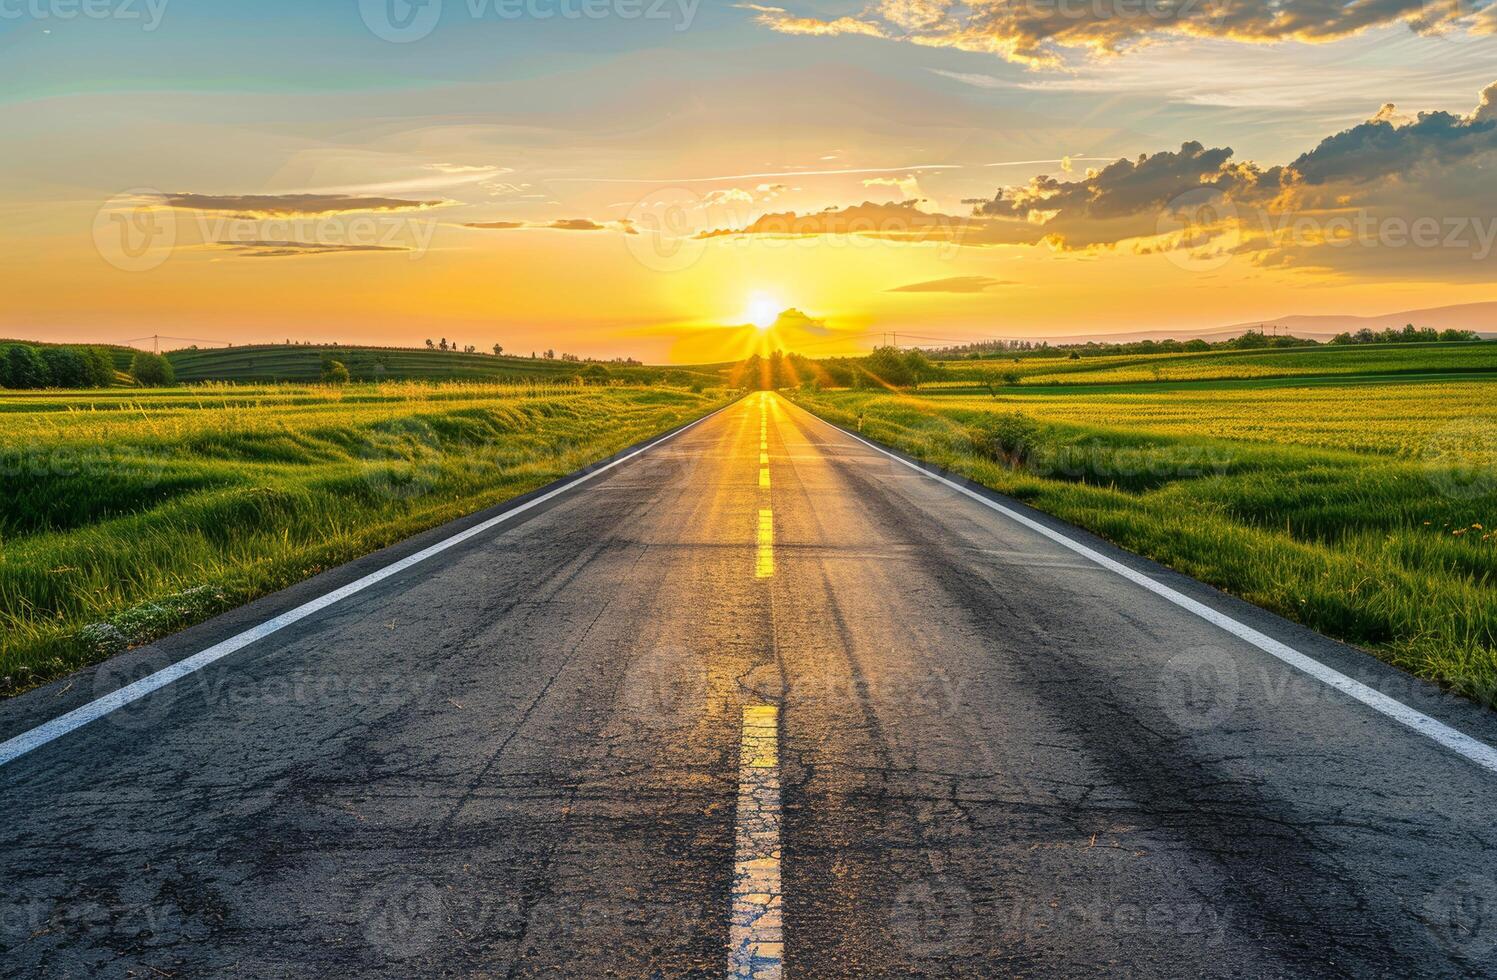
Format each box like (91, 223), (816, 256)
(4, 392), (1497, 977)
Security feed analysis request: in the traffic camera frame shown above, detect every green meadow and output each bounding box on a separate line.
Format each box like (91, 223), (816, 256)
(0, 382), (731, 695)
(790, 373), (1497, 705)
(936, 340), (1497, 386)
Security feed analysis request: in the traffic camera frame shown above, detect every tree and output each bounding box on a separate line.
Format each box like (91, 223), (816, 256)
(492, 343), (504, 356)
(83, 347), (116, 387)
(863, 346), (915, 388)
(320, 358), (350, 384)
(544, 349), (556, 359)
(426, 339), (435, 349)
(130, 351), (174, 386)
(2, 345), (50, 389)
(40, 346), (87, 388)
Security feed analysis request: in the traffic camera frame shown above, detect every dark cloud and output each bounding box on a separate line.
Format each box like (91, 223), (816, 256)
(888, 275), (1014, 293)
(749, 0), (1492, 66)
(212, 241), (409, 258)
(168, 193), (443, 217)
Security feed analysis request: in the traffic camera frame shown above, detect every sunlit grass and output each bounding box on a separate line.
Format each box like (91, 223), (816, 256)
(791, 377), (1497, 705)
(0, 381), (732, 695)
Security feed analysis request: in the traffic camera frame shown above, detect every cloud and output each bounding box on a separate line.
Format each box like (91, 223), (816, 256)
(697, 199), (983, 242)
(1477, 81), (1497, 122)
(695, 81), (1497, 276)
(211, 241), (409, 258)
(888, 275), (1014, 293)
(166, 193), (443, 218)
(746, 0), (1497, 67)
(464, 218), (638, 234)
(863, 175), (924, 199)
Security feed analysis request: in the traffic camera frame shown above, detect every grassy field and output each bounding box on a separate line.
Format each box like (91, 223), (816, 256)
(166, 344), (727, 385)
(790, 374), (1497, 705)
(0, 381), (733, 695)
(935, 341), (1497, 386)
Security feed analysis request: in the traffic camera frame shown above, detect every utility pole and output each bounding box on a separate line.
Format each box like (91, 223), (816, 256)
(153, 334), (160, 354)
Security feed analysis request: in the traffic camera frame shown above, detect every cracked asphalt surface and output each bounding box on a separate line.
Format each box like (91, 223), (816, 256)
(4, 392), (1497, 977)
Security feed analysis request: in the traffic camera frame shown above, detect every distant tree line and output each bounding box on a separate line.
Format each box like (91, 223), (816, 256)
(1328, 324), (1479, 345)
(932, 325), (1484, 362)
(732, 347), (944, 391)
(0, 343), (117, 389)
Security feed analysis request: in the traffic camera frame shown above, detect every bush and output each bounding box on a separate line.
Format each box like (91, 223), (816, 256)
(130, 351), (175, 386)
(968, 411), (1042, 465)
(320, 359), (351, 384)
(2, 344), (51, 389)
(578, 364), (611, 385)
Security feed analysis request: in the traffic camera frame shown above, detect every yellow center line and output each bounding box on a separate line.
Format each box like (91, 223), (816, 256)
(756, 508), (774, 578)
(729, 704), (782, 979)
(759, 467), (770, 489)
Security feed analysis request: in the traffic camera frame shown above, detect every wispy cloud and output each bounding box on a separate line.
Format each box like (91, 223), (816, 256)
(888, 275), (1014, 293)
(167, 193), (444, 218)
(211, 241), (410, 258)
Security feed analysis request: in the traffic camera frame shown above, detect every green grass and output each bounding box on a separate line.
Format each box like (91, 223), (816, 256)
(0, 381), (734, 695)
(937, 340), (1497, 386)
(789, 376), (1497, 705)
(165, 344), (728, 385)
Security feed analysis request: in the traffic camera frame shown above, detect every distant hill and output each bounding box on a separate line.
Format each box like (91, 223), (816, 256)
(164, 344), (724, 385)
(1215, 302), (1497, 340)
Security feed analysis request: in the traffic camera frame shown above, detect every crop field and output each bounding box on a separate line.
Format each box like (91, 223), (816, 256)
(0, 381), (732, 695)
(166, 344), (727, 385)
(790, 374), (1497, 704)
(935, 341), (1497, 386)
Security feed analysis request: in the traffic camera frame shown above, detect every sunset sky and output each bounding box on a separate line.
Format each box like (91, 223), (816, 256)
(4, 0), (1497, 362)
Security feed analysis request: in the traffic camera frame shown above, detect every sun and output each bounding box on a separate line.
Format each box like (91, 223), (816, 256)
(744, 294), (780, 330)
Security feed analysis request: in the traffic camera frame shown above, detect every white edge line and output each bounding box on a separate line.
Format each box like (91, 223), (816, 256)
(799, 404), (1497, 776)
(0, 401), (737, 769)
